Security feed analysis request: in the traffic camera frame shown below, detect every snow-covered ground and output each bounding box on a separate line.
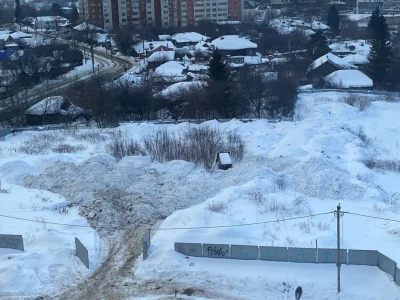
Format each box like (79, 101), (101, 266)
(0, 91), (400, 298)
(135, 92), (400, 299)
(0, 184), (101, 297)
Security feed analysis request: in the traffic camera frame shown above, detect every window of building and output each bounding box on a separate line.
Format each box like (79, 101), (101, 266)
(148, 16), (152, 20)
(164, 22), (169, 25)
(122, 18), (127, 21)
(105, 19), (110, 22)
(121, 12), (126, 16)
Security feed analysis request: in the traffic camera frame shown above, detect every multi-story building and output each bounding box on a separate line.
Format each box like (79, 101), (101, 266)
(356, 0), (383, 13)
(78, 0), (243, 29)
(78, 0), (104, 28)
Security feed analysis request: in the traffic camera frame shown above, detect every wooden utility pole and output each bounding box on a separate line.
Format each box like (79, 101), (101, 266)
(336, 203), (341, 293)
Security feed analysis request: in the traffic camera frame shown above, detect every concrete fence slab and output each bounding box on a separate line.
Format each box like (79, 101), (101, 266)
(75, 237), (89, 269)
(259, 246), (288, 262)
(174, 242), (202, 257)
(203, 244), (230, 259)
(231, 245), (258, 260)
(318, 248), (347, 264)
(0, 234), (24, 251)
(288, 247), (317, 263)
(378, 252), (397, 279)
(395, 267), (400, 285)
(348, 250), (378, 266)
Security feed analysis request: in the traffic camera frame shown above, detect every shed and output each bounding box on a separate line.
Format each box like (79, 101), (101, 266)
(216, 152), (232, 170)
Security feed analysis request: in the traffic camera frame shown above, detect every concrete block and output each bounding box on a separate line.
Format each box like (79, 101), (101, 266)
(174, 242), (202, 257)
(75, 237), (89, 269)
(0, 234), (24, 251)
(288, 247), (317, 263)
(378, 252), (397, 278)
(318, 248), (347, 264)
(203, 244), (230, 258)
(259, 246), (288, 262)
(348, 249), (378, 266)
(231, 245), (258, 260)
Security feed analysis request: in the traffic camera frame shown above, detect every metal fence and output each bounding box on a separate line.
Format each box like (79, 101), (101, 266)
(174, 243), (399, 285)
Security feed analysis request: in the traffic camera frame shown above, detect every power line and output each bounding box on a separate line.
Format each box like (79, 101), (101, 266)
(0, 211), (334, 231)
(343, 211), (400, 223)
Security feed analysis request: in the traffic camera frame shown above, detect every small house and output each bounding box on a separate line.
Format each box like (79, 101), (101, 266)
(216, 152), (232, 170)
(323, 70), (373, 89)
(25, 96), (85, 125)
(210, 35), (257, 57)
(306, 53), (357, 87)
(171, 32), (210, 48)
(147, 50), (175, 70)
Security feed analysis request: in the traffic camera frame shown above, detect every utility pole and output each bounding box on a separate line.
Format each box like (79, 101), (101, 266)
(91, 44), (94, 73)
(335, 203), (341, 293)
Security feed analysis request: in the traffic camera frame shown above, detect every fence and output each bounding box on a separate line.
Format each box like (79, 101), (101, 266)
(142, 229), (151, 260)
(0, 128), (11, 140)
(174, 242), (400, 285)
(298, 88), (400, 98)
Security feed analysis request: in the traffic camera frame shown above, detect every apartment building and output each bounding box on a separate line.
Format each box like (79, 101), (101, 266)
(78, 0), (104, 27)
(79, 0), (243, 29)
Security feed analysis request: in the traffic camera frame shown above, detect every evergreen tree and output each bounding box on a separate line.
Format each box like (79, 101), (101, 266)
(68, 4), (80, 25)
(14, 0), (20, 23)
(368, 7), (393, 87)
(308, 31), (330, 58)
(206, 49), (237, 118)
(208, 49), (229, 81)
(327, 5), (340, 35)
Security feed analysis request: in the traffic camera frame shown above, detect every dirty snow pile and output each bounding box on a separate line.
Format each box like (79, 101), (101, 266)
(0, 91), (400, 298)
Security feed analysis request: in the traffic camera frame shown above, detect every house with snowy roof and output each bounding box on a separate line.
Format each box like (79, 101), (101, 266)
(171, 32), (210, 48)
(154, 61), (187, 82)
(307, 53), (357, 87)
(34, 16), (69, 31)
(311, 21), (330, 32)
(25, 96), (85, 125)
(210, 35), (258, 56)
(147, 50), (175, 69)
(323, 70), (373, 89)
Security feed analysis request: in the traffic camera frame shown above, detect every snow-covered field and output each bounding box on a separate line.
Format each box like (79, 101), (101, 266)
(0, 91), (400, 298)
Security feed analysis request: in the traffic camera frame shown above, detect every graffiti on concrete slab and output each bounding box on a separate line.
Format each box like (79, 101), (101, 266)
(206, 246), (228, 257)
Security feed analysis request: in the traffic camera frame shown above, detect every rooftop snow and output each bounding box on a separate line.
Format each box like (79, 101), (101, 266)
(329, 40), (371, 57)
(134, 41), (175, 54)
(146, 50), (175, 63)
(158, 81), (205, 98)
(171, 32), (210, 43)
(73, 22), (103, 32)
(154, 61), (187, 78)
(211, 35), (257, 50)
(324, 70), (373, 88)
(25, 96), (65, 115)
(343, 53), (370, 65)
(311, 21), (330, 30)
(307, 53), (357, 72)
(158, 34), (171, 41)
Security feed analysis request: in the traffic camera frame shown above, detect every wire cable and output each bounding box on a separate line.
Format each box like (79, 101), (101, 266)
(0, 211), (334, 231)
(343, 211), (400, 223)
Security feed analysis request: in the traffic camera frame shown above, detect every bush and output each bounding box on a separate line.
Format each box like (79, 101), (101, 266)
(343, 94), (371, 111)
(363, 158), (400, 172)
(19, 132), (65, 155)
(106, 131), (144, 160)
(205, 200), (229, 213)
(75, 131), (108, 143)
(142, 126), (245, 171)
(52, 144), (86, 153)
